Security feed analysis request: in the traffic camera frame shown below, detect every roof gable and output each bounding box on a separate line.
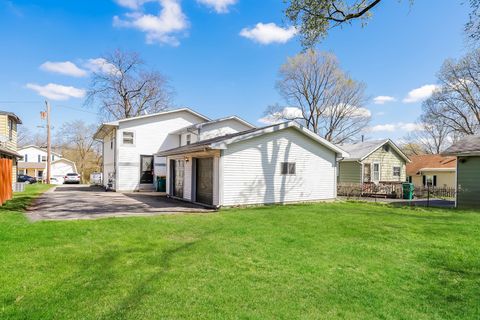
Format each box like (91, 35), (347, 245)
(157, 121), (349, 157)
(443, 135), (480, 156)
(341, 139), (410, 162)
(18, 145), (62, 157)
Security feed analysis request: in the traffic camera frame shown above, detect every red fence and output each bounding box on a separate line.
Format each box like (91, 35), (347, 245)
(0, 158), (13, 205)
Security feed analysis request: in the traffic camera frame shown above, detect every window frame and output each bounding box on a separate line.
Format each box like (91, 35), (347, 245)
(280, 162), (296, 175)
(8, 118), (14, 141)
(393, 166), (401, 177)
(372, 162), (380, 182)
(186, 134), (191, 145)
(122, 131), (135, 146)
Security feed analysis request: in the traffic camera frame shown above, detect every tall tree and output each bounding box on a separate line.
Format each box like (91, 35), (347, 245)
(422, 49), (480, 136)
(56, 120), (101, 183)
(17, 127), (47, 148)
(466, 0), (480, 41)
(264, 50), (370, 143)
(404, 115), (453, 155)
(86, 49), (173, 121)
(285, 0), (385, 47)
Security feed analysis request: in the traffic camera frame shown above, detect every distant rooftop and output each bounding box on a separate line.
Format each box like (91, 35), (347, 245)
(443, 135), (480, 155)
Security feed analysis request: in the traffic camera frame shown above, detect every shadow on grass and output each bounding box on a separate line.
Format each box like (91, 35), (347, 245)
(0, 185), (52, 213)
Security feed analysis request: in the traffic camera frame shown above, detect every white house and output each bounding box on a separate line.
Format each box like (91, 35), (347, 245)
(157, 122), (348, 207)
(17, 145), (77, 182)
(93, 108), (255, 192)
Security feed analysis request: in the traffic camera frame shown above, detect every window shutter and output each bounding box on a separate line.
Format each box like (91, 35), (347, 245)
(433, 175), (437, 187)
(38, 155), (40, 163)
(422, 175), (426, 186)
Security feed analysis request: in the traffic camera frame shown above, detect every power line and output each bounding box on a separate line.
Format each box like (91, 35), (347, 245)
(0, 100), (101, 115)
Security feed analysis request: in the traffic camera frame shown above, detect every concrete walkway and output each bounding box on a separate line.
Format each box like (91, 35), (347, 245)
(27, 184), (214, 221)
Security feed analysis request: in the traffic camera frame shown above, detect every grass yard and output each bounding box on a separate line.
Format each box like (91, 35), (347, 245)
(1, 185), (480, 319)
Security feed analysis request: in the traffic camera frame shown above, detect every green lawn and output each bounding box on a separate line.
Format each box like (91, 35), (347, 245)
(1, 185), (479, 319)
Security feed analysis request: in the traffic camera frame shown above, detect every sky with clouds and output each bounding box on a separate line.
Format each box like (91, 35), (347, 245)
(0, 0), (472, 141)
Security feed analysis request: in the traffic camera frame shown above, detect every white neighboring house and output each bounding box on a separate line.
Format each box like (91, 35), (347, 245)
(92, 109), (255, 192)
(157, 121), (349, 207)
(17, 145), (77, 182)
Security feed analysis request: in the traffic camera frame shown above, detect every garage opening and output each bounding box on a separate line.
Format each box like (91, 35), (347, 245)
(195, 157), (213, 205)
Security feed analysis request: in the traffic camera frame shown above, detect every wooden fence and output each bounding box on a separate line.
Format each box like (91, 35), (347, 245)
(0, 158), (13, 205)
(338, 182), (403, 199)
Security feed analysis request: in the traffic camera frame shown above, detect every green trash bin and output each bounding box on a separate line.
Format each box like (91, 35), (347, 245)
(156, 176), (166, 192)
(402, 182), (414, 200)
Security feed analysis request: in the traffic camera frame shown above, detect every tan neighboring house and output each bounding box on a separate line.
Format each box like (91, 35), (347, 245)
(0, 111), (22, 189)
(406, 154), (456, 188)
(338, 139), (410, 184)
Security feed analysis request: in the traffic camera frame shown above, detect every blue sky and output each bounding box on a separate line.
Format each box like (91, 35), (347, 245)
(0, 0), (471, 140)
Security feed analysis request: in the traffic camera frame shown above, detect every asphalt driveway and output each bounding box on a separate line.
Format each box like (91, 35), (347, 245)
(27, 184), (214, 221)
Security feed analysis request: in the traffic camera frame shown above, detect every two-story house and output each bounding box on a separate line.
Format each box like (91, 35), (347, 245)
(17, 145), (77, 183)
(0, 111), (22, 192)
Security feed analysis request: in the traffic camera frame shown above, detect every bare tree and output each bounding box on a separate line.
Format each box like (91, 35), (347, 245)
(264, 50), (369, 143)
(466, 0), (480, 41)
(86, 49), (173, 121)
(56, 120), (101, 183)
(422, 49), (480, 136)
(403, 115), (453, 155)
(17, 127), (47, 148)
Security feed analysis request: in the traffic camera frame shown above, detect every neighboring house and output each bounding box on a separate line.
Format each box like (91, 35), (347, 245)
(406, 154), (456, 188)
(17, 145), (77, 182)
(93, 109), (254, 192)
(443, 135), (480, 209)
(338, 139), (410, 184)
(157, 121), (348, 207)
(0, 111), (22, 190)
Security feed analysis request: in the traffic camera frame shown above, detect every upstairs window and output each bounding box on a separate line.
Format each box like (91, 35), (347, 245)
(281, 162), (296, 175)
(24, 154), (28, 162)
(41, 155), (46, 162)
(8, 118), (14, 141)
(122, 131), (134, 145)
(393, 166), (401, 177)
(186, 134), (191, 145)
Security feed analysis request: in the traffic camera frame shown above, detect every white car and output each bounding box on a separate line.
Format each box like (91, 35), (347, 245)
(49, 177), (63, 185)
(64, 173), (81, 184)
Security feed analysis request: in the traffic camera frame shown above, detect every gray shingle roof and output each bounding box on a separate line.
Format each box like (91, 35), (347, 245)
(443, 135), (480, 155)
(340, 139), (389, 160)
(0, 111), (22, 124)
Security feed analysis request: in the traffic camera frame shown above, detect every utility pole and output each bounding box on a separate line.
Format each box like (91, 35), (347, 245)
(44, 101), (51, 184)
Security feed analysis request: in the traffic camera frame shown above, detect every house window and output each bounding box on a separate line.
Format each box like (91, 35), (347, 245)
(8, 118), (14, 141)
(281, 162), (296, 175)
(423, 175), (437, 187)
(38, 170), (43, 178)
(186, 134), (191, 145)
(38, 155), (41, 163)
(18, 169), (25, 175)
(52, 155), (55, 161)
(41, 155), (46, 162)
(407, 176), (412, 183)
(393, 166), (401, 177)
(24, 154), (28, 162)
(373, 163), (380, 182)
(122, 131), (134, 145)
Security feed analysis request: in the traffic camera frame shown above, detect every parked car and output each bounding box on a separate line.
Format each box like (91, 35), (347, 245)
(64, 173), (81, 184)
(17, 175), (37, 184)
(49, 177), (63, 185)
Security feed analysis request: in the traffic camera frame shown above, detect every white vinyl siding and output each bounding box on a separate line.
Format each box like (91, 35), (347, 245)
(116, 111), (207, 191)
(221, 128), (337, 206)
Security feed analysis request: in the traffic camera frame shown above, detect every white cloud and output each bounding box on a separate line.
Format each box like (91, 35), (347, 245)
(368, 122), (424, 133)
(373, 95), (396, 105)
(240, 23), (297, 45)
(113, 0), (189, 46)
(376, 111), (386, 116)
(402, 84), (439, 103)
(115, 0), (146, 9)
(196, 0), (237, 13)
(26, 83), (86, 101)
(258, 107), (302, 124)
(84, 58), (119, 75)
(39, 61), (87, 77)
